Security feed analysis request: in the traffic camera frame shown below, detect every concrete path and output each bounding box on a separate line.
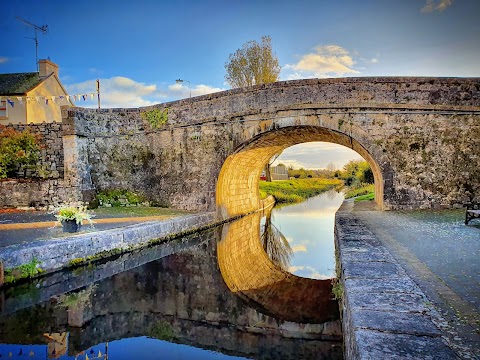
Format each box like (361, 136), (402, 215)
(353, 205), (480, 358)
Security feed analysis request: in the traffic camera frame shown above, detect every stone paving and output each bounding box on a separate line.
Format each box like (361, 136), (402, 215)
(346, 203), (480, 359)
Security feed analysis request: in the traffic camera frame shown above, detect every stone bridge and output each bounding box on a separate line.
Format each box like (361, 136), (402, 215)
(62, 77), (479, 219)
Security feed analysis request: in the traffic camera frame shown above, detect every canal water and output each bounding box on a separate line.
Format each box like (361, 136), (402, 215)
(267, 189), (345, 280)
(0, 191), (344, 359)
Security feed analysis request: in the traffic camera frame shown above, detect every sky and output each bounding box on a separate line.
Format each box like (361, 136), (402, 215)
(2, 0), (479, 169)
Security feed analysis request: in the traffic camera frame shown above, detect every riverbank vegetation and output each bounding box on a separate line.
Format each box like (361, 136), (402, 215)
(259, 178), (343, 203)
(260, 159), (375, 203)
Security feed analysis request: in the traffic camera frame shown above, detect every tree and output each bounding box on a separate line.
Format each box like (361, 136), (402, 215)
(225, 36), (281, 88)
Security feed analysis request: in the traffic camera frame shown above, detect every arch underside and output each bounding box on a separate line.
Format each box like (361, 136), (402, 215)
(216, 125), (384, 219)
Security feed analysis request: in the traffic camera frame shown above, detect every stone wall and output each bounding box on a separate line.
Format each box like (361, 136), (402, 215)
(0, 122), (82, 208)
(64, 77), (479, 215)
(1, 122), (64, 179)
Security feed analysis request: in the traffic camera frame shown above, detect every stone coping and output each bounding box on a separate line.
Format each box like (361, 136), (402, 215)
(335, 210), (459, 359)
(0, 212), (215, 274)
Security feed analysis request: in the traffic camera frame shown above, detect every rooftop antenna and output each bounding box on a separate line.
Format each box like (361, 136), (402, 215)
(16, 16), (48, 72)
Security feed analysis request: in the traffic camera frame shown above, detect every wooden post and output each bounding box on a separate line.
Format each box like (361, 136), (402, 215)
(96, 79), (101, 109)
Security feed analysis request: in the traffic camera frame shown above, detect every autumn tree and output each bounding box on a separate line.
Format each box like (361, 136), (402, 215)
(225, 36), (281, 88)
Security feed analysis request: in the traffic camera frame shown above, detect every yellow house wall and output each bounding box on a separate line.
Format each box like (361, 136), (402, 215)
(0, 99), (27, 125)
(26, 76), (71, 123)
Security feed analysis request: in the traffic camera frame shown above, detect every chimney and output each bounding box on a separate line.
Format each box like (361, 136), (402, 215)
(39, 59), (59, 78)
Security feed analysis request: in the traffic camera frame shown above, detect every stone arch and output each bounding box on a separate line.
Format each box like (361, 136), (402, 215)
(216, 124), (385, 219)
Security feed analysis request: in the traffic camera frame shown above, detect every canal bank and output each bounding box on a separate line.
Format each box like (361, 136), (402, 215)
(0, 196), (277, 286)
(336, 200), (479, 359)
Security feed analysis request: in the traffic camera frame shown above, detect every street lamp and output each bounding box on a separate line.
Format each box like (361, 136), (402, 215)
(175, 79), (191, 98)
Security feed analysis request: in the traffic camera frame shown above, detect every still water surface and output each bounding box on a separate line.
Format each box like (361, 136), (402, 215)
(0, 192), (344, 359)
(268, 189), (345, 279)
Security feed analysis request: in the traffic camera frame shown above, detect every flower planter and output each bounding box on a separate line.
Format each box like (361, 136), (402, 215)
(62, 220), (81, 233)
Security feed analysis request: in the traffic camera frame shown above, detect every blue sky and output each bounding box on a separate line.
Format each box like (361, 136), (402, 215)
(2, 0), (478, 169)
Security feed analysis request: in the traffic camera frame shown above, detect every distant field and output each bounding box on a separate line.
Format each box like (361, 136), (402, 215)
(259, 178), (343, 203)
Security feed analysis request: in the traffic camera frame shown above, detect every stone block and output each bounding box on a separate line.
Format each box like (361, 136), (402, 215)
(353, 330), (457, 360)
(342, 260), (405, 279)
(350, 309), (441, 336)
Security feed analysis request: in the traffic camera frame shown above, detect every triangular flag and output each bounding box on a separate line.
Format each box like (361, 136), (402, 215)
(45, 98), (49, 105)
(7, 99), (14, 108)
(82, 94), (87, 101)
(36, 96), (41, 102)
(85, 354), (89, 360)
(74, 95), (77, 101)
(91, 93), (95, 100)
(98, 350), (102, 357)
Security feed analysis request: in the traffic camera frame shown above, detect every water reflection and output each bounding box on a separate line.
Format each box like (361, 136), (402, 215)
(269, 190), (345, 279)
(260, 212), (293, 271)
(0, 224), (342, 360)
(217, 212), (340, 324)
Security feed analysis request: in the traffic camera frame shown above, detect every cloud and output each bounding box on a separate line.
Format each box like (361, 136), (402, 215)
(66, 76), (225, 108)
(0, 57), (8, 64)
(66, 77), (160, 108)
(291, 244), (307, 253)
(288, 265), (333, 279)
(272, 141), (364, 170)
(421, 0), (454, 13)
(167, 83), (224, 98)
(283, 45), (360, 79)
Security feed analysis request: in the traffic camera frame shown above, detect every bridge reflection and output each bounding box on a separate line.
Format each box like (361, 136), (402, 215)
(217, 209), (340, 324)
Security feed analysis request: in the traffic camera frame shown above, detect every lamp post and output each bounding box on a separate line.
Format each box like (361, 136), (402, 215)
(175, 79), (191, 98)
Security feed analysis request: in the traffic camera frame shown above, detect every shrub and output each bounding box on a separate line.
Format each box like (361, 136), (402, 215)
(141, 108), (168, 128)
(53, 204), (94, 225)
(0, 125), (43, 179)
(96, 189), (146, 207)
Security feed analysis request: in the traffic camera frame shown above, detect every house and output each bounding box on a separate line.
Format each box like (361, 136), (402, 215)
(260, 164), (289, 181)
(0, 59), (73, 124)
(271, 163), (289, 180)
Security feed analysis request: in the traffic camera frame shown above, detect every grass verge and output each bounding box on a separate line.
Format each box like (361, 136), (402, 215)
(93, 206), (190, 217)
(344, 184), (375, 199)
(354, 192), (375, 202)
(259, 178), (343, 203)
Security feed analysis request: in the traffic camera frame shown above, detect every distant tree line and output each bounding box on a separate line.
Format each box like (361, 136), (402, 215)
(285, 160), (374, 186)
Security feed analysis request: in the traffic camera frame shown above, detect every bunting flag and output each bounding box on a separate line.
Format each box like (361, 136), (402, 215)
(0, 92), (97, 106)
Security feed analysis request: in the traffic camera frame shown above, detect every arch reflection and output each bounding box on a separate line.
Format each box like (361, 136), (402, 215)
(217, 209), (339, 324)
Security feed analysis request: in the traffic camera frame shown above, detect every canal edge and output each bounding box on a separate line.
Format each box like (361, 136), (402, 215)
(335, 204), (460, 359)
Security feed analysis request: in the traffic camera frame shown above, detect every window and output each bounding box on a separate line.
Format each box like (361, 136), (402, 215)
(0, 100), (7, 119)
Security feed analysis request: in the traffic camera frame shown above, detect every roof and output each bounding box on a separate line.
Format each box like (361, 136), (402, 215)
(0, 72), (44, 95)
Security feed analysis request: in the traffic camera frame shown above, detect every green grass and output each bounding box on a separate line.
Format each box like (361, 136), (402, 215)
(344, 184), (375, 199)
(93, 206), (190, 217)
(259, 178), (343, 203)
(354, 192), (375, 202)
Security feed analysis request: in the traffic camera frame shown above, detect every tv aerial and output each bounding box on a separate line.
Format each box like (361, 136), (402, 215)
(16, 16), (48, 71)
